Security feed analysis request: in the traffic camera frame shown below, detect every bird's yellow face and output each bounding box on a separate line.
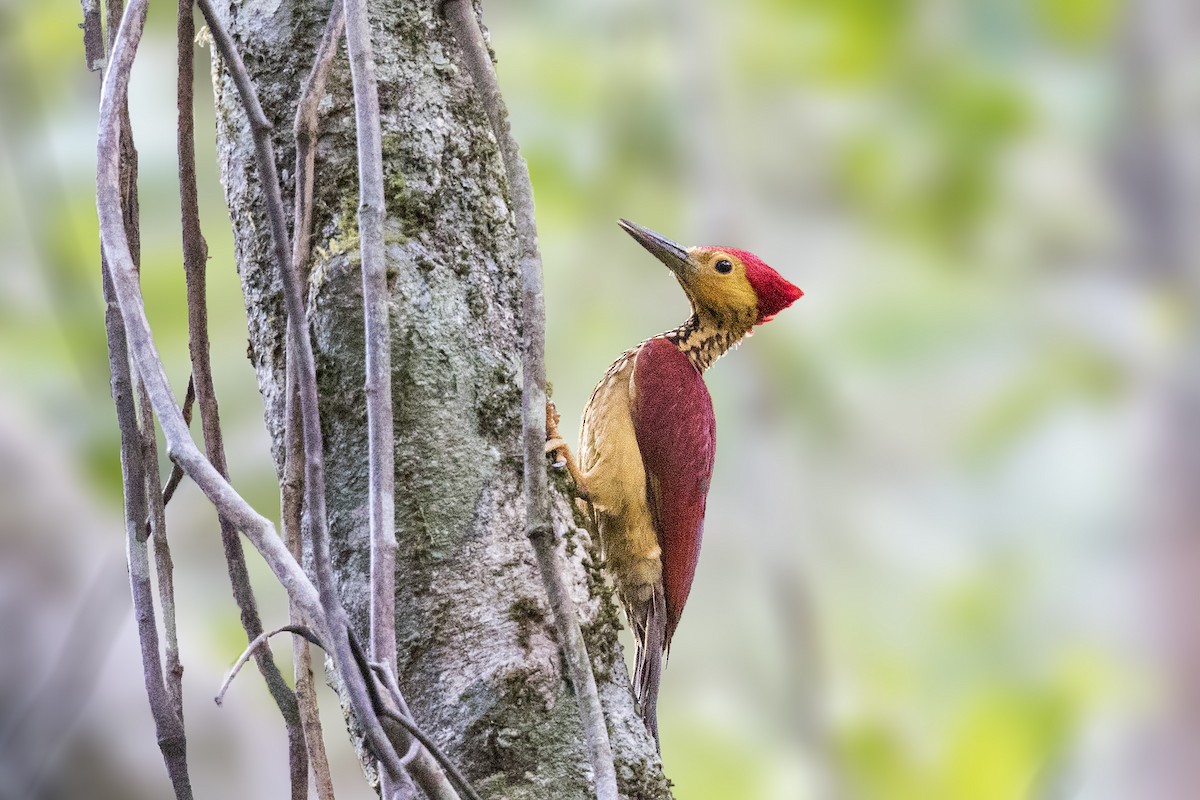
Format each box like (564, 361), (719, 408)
(618, 219), (802, 328)
(677, 247), (762, 326)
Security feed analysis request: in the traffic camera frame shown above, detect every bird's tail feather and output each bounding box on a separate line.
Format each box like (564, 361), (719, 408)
(632, 584), (667, 751)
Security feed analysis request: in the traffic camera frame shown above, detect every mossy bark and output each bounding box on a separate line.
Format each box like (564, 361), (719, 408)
(209, 1), (670, 797)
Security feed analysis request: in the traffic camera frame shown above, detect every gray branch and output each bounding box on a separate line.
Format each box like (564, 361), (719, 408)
(287, 4), (347, 799)
(138, 378), (183, 722)
(445, 3), (620, 798)
(97, 3), (192, 796)
(80, 0), (104, 71)
(341, 0), (405, 795)
(158, 374), (193, 512)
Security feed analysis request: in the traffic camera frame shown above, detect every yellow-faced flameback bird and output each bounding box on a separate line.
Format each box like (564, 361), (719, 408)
(547, 219), (803, 748)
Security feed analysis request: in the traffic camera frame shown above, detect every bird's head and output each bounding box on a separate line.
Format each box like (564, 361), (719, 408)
(618, 219), (802, 329)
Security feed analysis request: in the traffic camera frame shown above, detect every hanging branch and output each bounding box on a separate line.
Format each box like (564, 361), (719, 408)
(344, 0), (396, 704)
(158, 374), (194, 510)
(444, 3), (619, 798)
(341, 0), (408, 796)
(81, 0), (104, 71)
(287, 4), (346, 799)
(120, 84), (181, 718)
(139, 379), (184, 722)
(175, 2), (309, 796)
(97, 3), (192, 796)
(101, 143), (194, 800)
(281, 376), (335, 800)
(117, 334), (192, 800)
(292, 1), (344, 291)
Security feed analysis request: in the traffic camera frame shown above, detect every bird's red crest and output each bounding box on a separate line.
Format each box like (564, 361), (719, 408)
(726, 248), (803, 324)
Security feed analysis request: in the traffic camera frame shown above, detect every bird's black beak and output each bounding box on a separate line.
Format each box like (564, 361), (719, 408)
(618, 219), (692, 276)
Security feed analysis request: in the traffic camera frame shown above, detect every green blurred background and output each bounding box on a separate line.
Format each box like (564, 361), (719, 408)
(4, 0), (1190, 797)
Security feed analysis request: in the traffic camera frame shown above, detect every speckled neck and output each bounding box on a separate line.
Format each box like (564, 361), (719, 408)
(664, 312), (755, 372)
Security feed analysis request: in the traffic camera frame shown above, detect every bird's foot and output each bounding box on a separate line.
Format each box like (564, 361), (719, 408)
(545, 399), (590, 501)
(545, 398), (567, 465)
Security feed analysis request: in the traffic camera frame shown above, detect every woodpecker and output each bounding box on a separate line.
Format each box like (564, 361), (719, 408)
(547, 219), (802, 748)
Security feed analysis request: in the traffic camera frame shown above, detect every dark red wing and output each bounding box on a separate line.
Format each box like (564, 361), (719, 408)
(631, 337), (716, 642)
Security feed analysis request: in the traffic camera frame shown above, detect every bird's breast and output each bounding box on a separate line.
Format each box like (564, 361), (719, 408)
(578, 348), (640, 507)
(578, 345), (665, 605)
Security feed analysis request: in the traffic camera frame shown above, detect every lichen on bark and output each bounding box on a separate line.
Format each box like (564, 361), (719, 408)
(210, 1), (669, 796)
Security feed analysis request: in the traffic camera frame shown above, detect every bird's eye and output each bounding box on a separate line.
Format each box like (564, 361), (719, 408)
(715, 259), (733, 274)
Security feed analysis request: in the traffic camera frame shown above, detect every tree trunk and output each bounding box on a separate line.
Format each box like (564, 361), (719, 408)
(209, 1), (669, 797)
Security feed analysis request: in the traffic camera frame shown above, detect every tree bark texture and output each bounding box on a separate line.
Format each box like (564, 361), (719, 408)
(209, 2), (670, 797)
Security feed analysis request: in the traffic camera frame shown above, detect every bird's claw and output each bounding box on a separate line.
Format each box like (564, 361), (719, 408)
(544, 399), (590, 500)
(545, 438), (568, 469)
(545, 399), (568, 467)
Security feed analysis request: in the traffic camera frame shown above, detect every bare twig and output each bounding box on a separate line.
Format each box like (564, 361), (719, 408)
(159, 371), (195, 510)
(80, 0), (103, 71)
(375, 707), (484, 800)
(345, 643), (458, 800)
(216, 625), (325, 706)
(342, 0), (404, 795)
(345, 0), (396, 702)
(294, 620), (335, 800)
(292, 1), (343, 290)
(139, 379), (184, 721)
(282, 358), (333, 796)
(98, 4), (192, 797)
(445, 4), (619, 797)
(288, 8), (346, 799)
(116, 357), (194, 799)
(282, 405), (335, 800)
(176, 3), (309, 796)
(104, 178), (195, 796)
(367, 664), (420, 765)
